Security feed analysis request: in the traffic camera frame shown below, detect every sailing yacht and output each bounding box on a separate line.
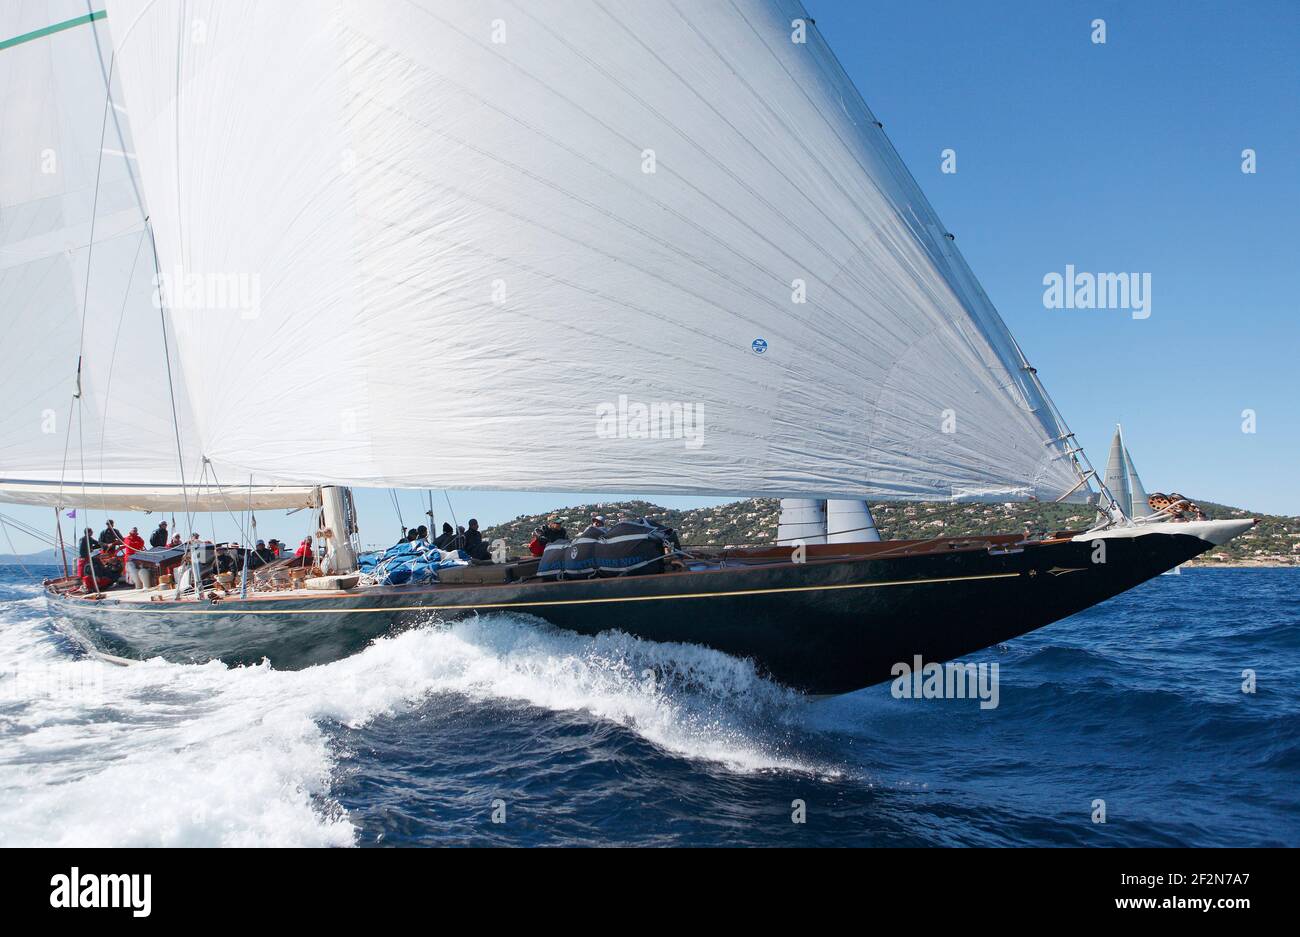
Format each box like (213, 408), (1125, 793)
(2, 2), (1249, 693)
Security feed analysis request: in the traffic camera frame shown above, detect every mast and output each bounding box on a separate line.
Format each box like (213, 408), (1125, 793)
(54, 508), (69, 578)
(320, 486), (358, 574)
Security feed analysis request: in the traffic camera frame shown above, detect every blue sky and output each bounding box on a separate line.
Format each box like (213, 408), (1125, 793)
(2, 0), (1296, 555)
(811, 0), (1298, 512)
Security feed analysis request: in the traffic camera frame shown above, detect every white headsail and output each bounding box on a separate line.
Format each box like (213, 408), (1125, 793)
(0, 3), (315, 510)
(1103, 427), (1133, 519)
(99, 0), (1084, 502)
(1120, 427), (1152, 518)
(1103, 424), (1154, 519)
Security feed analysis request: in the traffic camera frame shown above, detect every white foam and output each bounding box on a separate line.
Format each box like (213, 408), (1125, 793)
(0, 580), (822, 847)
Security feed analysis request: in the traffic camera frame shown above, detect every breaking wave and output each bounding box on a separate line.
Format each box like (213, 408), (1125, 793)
(0, 575), (820, 847)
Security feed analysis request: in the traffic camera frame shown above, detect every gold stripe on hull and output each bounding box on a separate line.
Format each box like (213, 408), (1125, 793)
(64, 571), (1024, 616)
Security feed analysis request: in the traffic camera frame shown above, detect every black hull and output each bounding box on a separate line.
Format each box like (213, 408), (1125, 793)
(46, 528), (1221, 695)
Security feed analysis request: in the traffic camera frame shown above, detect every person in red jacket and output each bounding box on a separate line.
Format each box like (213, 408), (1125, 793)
(122, 526), (146, 588)
(294, 536), (314, 560)
(122, 527), (145, 557)
(527, 526), (546, 558)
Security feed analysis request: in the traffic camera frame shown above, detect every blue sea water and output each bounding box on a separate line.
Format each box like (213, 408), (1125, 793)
(0, 565), (1295, 847)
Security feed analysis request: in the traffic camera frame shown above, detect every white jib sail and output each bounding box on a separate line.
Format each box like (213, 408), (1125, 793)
(0, 3), (314, 510)
(104, 0), (1085, 502)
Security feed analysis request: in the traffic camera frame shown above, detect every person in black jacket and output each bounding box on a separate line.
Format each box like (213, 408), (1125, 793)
(434, 523), (455, 550)
(149, 521), (169, 548)
(249, 540), (275, 567)
(98, 519), (124, 545)
(541, 517), (567, 543)
(462, 519), (490, 560)
(77, 528), (100, 559)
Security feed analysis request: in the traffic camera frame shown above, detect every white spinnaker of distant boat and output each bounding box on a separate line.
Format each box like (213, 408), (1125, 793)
(0, 2), (316, 511)
(1104, 424), (1155, 520)
(1103, 427), (1134, 519)
(1120, 427), (1152, 518)
(93, 0), (1094, 505)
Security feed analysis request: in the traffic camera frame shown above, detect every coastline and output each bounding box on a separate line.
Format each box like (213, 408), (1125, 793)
(1183, 561), (1298, 569)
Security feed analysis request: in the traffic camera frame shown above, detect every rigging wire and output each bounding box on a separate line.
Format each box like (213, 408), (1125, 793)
(443, 490), (461, 539)
(0, 511), (60, 547)
(93, 227), (150, 496)
(388, 489), (405, 537)
(0, 516), (42, 584)
(61, 40), (118, 591)
(147, 216), (196, 545)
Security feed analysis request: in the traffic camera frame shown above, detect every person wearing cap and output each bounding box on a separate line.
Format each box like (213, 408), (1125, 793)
(215, 547), (240, 575)
(541, 517), (567, 543)
(149, 519), (170, 548)
(250, 540), (275, 567)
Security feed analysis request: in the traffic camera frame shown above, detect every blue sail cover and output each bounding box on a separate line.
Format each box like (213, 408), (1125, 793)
(361, 541), (468, 586)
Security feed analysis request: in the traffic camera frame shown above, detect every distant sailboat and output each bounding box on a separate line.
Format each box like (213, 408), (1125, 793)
(6, 2), (1248, 691)
(1105, 426), (1179, 574)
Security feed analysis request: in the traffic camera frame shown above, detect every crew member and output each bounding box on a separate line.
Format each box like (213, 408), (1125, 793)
(77, 527), (100, 560)
(528, 527), (547, 557)
(215, 548), (240, 575)
(99, 519), (124, 546)
(82, 547), (120, 592)
(295, 536), (314, 559)
(149, 520), (169, 548)
(434, 523), (456, 550)
(75, 527), (100, 581)
(541, 517), (567, 543)
(250, 540), (275, 567)
(463, 519), (489, 560)
(122, 526), (146, 588)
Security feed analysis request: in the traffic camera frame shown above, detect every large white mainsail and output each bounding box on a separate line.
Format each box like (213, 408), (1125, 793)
(0, 3), (315, 511)
(103, 0), (1086, 502)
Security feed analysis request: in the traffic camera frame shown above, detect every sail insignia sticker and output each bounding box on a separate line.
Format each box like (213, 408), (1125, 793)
(751, 338), (768, 355)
